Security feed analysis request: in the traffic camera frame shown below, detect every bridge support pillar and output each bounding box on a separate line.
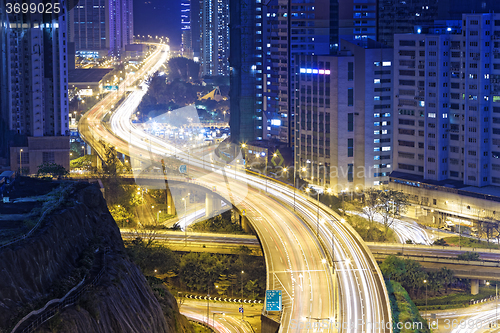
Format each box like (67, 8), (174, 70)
(205, 193), (221, 217)
(206, 193), (214, 217)
(166, 187), (176, 215)
(240, 215), (253, 234)
(471, 279), (479, 295)
(90, 147), (102, 170)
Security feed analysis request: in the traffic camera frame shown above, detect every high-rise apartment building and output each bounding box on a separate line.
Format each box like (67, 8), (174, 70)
(230, 0), (339, 144)
(353, 0), (500, 47)
(393, 13), (500, 188)
(229, 0), (263, 143)
(0, 0), (70, 172)
(377, 0), (438, 47)
(293, 39), (393, 191)
(200, 0), (229, 76)
(181, 0), (193, 57)
(0, 0), (9, 162)
(68, 0), (109, 57)
(262, 0), (339, 144)
(108, 0), (133, 57)
(352, 0), (377, 41)
(68, 0), (133, 58)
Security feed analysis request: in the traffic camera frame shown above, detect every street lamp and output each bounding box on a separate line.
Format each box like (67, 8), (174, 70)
(182, 193), (190, 245)
(423, 279), (428, 319)
(19, 149), (23, 175)
(340, 189), (346, 217)
(487, 281), (498, 328)
(315, 189), (320, 237)
(241, 270), (244, 320)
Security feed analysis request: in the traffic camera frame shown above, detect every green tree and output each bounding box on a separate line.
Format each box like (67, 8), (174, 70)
(37, 162), (68, 179)
(457, 251), (480, 261)
(439, 267), (455, 294)
(215, 274), (231, 297)
(427, 271), (442, 296)
(70, 155), (93, 171)
(403, 259), (428, 297)
(376, 189), (409, 235)
(363, 188), (381, 225)
(432, 238), (448, 246)
(109, 204), (131, 227)
(228, 274), (238, 297)
(245, 279), (259, 299)
(167, 56), (200, 81)
(380, 255), (406, 281)
(100, 140), (125, 177)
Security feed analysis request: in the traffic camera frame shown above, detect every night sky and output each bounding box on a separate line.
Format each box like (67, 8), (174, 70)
(133, 0), (182, 47)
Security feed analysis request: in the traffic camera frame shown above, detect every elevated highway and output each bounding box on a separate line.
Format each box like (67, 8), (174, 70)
(79, 44), (392, 332)
(125, 229), (500, 281)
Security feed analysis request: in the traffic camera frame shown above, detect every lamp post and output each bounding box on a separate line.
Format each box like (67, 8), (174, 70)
(315, 189), (320, 237)
(182, 193), (190, 245)
(19, 149), (23, 175)
(423, 279), (428, 319)
(265, 152), (268, 193)
(241, 270), (244, 321)
(207, 286), (210, 327)
(341, 190), (346, 218)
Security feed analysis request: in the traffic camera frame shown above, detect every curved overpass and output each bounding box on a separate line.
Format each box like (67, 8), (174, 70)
(79, 45), (392, 332)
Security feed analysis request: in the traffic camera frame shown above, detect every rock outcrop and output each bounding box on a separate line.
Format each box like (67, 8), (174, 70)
(0, 182), (191, 332)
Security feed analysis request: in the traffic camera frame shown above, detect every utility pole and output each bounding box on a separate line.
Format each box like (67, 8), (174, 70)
(316, 190), (320, 237)
(241, 270), (244, 321)
(19, 149), (23, 175)
(207, 286), (210, 327)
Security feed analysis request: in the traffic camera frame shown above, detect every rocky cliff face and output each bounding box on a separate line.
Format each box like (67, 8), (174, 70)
(0, 182), (191, 333)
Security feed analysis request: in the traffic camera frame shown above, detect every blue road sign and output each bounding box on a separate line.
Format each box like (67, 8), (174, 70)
(265, 290), (282, 311)
(239, 307), (244, 313)
(179, 165), (187, 173)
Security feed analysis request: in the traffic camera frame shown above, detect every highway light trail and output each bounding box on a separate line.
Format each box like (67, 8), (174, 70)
(81, 44), (392, 332)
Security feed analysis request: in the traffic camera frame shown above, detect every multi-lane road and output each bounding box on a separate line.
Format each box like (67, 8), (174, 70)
(79, 44), (392, 332)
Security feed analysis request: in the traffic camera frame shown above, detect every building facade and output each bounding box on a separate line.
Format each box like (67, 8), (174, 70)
(229, 0), (263, 143)
(262, 0), (339, 144)
(293, 39), (393, 192)
(181, 0), (193, 57)
(353, 0), (500, 47)
(0, 0), (70, 172)
(230, 0), (339, 145)
(393, 13), (500, 188)
(200, 0), (229, 76)
(68, 0), (109, 57)
(108, 0), (133, 57)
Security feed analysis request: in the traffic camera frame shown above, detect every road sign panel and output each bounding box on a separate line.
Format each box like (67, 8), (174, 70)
(179, 165), (187, 173)
(271, 149), (284, 166)
(265, 290), (282, 311)
(239, 307), (244, 313)
(103, 85), (119, 91)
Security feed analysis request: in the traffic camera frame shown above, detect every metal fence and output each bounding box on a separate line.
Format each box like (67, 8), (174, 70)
(11, 248), (108, 333)
(1, 188), (69, 250)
